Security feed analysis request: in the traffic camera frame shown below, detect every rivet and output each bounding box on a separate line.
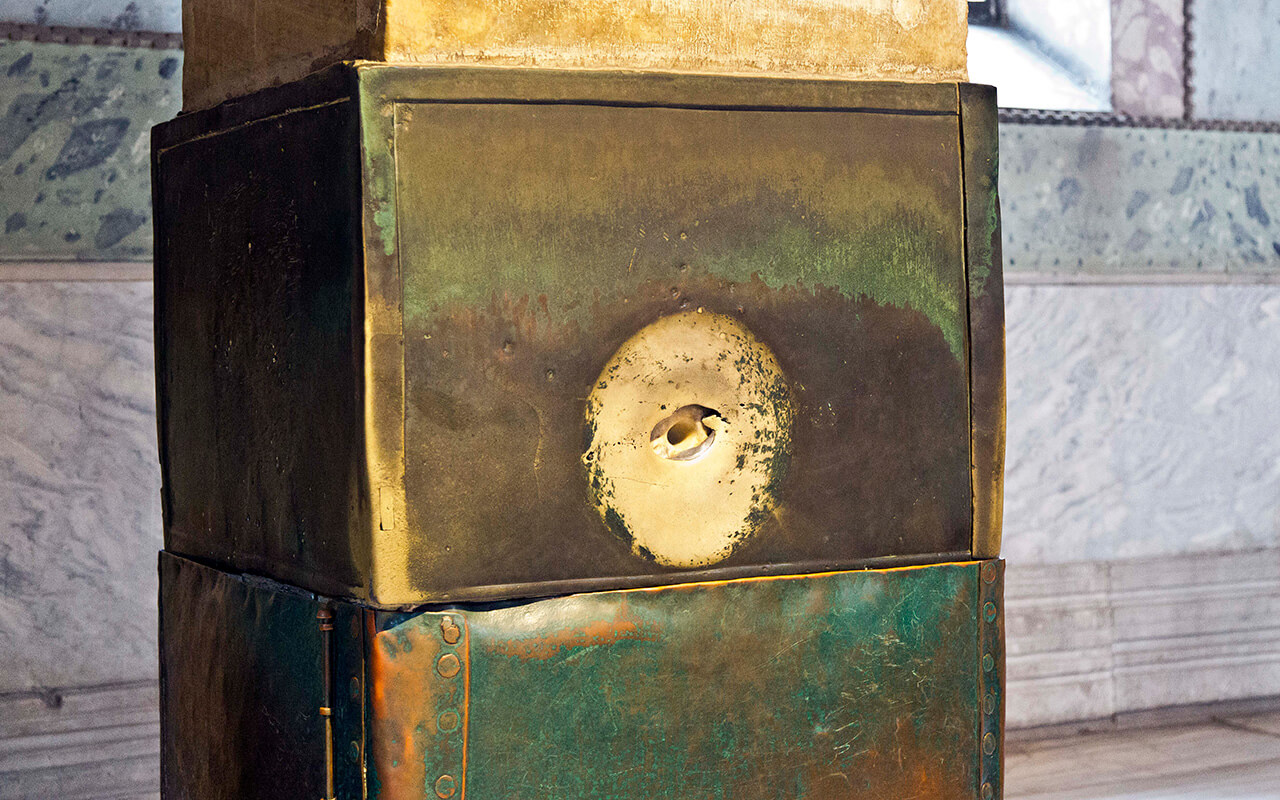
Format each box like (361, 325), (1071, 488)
(349, 740), (361, 761)
(984, 693), (996, 715)
(438, 709), (461, 733)
(440, 616), (461, 645)
(984, 602), (998, 622)
(349, 675), (361, 700)
(981, 782), (994, 800)
(981, 562), (998, 584)
(982, 732), (997, 756)
(434, 774), (457, 799)
(437, 652), (461, 678)
(982, 653), (994, 673)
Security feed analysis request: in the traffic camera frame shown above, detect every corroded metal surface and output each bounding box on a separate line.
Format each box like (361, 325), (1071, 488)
(153, 66), (1005, 606)
(158, 553), (365, 800)
(371, 562), (987, 799)
(160, 553), (1000, 799)
(584, 311), (794, 568)
(978, 559), (1006, 799)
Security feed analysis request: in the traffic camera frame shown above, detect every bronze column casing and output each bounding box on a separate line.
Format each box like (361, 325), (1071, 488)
(153, 66), (1005, 607)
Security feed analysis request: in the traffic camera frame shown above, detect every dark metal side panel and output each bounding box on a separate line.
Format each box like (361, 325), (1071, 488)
(369, 562), (988, 799)
(153, 86), (369, 598)
(392, 95), (971, 599)
(159, 553), (365, 800)
(960, 84), (1006, 559)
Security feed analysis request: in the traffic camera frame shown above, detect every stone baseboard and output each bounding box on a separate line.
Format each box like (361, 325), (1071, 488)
(1008, 548), (1280, 728)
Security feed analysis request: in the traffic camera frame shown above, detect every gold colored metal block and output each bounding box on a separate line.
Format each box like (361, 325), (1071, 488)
(153, 67), (1004, 607)
(181, 0), (969, 109)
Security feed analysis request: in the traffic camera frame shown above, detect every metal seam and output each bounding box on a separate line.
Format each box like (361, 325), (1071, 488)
(0, 21), (182, 49)
(977, 561), (1004, 800)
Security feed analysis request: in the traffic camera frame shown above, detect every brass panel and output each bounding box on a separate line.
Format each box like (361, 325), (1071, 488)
(153, 66), (1004, 606)
(393, 94), (970, 599)
(158, 553), (366, 800)
(153, 84), (371, 599)
(180, 0), (968, 110)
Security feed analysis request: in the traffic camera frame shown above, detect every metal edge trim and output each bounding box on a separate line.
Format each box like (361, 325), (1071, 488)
(959, 83), (1006, 560)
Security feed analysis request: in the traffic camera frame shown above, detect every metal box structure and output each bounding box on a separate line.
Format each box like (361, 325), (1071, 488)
(154, 65), (1005, 607)
(160, 552), (1005, 800)
(155, 63), (1006, 800)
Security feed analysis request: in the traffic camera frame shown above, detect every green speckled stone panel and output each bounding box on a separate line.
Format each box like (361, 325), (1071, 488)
(0, 40), (180, 262)
(1000, 123), (1280, 275)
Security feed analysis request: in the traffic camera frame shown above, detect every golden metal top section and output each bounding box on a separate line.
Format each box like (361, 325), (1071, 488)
(183, 0), (968, 109)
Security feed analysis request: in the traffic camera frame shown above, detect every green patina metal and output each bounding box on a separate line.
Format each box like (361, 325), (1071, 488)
(389, 101), (966, 361)
(445, 564), (981, 799)
(163, 553), (1001, 799)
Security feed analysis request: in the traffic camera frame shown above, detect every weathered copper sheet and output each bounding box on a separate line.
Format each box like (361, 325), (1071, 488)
(159, 552), (1004, 799)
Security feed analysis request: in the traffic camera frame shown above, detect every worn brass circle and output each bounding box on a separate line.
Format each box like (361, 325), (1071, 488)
(984, 601), (998, 623)
(584, 311), (793, 568)
(983, 693), (996, 715)
(982, 653), (995, 673)
(436, 652), (461, 678)
(434, 774), (457, 799)
(982, 732), (997, 756)
(438, 709), (461, 733)
(981, 783), (994, 800)
(981, 561), (998, 584)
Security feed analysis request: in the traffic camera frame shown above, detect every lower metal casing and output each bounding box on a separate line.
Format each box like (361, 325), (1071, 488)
(159, 552), (1005, 799)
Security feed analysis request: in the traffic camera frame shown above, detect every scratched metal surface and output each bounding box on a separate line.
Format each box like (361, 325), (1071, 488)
(0, 39), (180, 261)
(389, 76), (975, 598)
(153, 66), (1002, 605)
(368, 562), (987, 800)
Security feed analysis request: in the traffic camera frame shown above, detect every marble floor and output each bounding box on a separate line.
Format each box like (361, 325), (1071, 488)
(1008, 712), (1280, 799)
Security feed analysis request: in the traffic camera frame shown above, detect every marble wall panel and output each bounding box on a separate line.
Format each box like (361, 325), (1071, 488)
(1190, 0), (1280, 121)
(1111, 0), (1186, 118)
(0, 0), (179, 30)
(1004, 283), (1280, 564)
(1000, 124), (1280, 275)
(0, 40), (180, 263)
(0, 281), (160, 694)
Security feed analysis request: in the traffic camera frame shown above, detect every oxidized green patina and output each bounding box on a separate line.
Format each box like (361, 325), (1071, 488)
(368, 561), (986, 799)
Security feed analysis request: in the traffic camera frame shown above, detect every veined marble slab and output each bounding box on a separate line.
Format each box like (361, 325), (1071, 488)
(0, 40), (180, 263)
(1004, 284), (1280, 563)
(1110, 0), (1185, 118)
(1190, 0), (1280, 122)
(1000, 124), (1280, 275)
(0, 281), (160, 694)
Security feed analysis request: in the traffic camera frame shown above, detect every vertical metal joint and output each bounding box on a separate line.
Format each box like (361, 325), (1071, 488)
(318, 607), (336, 800)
